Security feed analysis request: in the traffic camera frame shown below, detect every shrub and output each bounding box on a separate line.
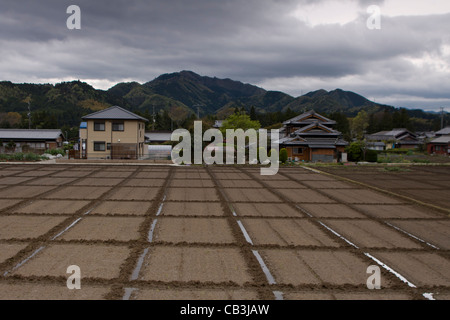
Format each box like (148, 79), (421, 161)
(365, 149), (378, 162)
(279, 148), (288, 164)
(0, 153), (43, 162)
(346, 142), (363, 162)
(385, 148), (409, 154)
(44, 148), (65, 156)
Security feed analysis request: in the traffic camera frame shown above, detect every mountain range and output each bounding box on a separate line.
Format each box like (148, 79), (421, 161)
(0, 70), (445, 129)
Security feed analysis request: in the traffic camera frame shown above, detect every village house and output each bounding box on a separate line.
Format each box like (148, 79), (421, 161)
(427, 136), (450, 155)
(365, 128), (420, 150)
(427, 126), (450, 155)
(78, 106), (148, 159)
(0, 129), (63, 153)
(278, 110), (348, 162)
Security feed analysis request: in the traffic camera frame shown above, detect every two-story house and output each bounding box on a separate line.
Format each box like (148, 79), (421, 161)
(279, 110), (348, 162)
(79, 106), (148, 159)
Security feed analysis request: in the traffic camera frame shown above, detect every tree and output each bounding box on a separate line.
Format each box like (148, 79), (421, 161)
(169, 106), (190, 129)
(219, 112), (261, 135)
(351, 110), (369, 140)
(329, 112), (350, 140)
(249, 106), (257, 121)
(381, 108), (393, 130)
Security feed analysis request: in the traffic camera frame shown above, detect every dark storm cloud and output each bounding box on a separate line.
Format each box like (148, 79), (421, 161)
(0, 0), (449, 110)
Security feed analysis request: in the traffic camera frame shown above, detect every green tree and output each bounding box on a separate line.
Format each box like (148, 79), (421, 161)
(219, 112), (261, 135)
(351, 110), (369, 140)
(381, 108), (393, 130)
(249, 106), (257, 121)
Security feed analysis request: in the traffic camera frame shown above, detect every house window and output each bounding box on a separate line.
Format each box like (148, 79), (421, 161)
(293, 147), (303, 155)
(94, 141), (106, 151)
(436, 146), (441, 151)
(107, 143), (111, 150)
(112, 122), (124, 131)
(94, 122), (105, 131)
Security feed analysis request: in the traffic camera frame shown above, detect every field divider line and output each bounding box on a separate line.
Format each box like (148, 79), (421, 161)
(383, 221), (440, 250)
(300, 165), (450, 216)
(239, 168), (436, 299)
(51, 217), (83, 240)
(286, 167), (442, 251)
(3, 246), (46, 276)
(206, 167), (282, 300)
(251, 250), (276, 285)
(121, 168), (173, 300)
(237, 220), (253, 245)
(300, 206), (434, 298)
(1, 165), (113, 277)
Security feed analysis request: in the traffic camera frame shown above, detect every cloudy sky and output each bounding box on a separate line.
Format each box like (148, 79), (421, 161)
(1, 0), (449, 111)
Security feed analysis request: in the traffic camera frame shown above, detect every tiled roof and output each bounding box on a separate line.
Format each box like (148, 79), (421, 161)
(82, 106), (148, 121)
(436, 127), (450, 135)
(430, 135), (450, 144)
(0, 129), (62, 140)
(283, 110), (335, 125)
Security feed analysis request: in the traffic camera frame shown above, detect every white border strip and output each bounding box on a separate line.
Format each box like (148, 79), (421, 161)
(237, 220), (253, 245)
(252, 250), (276, 285)
(51, 217), (83, 240)
(3, 246), (46, 276)
(384, 221), (439, 250)
(148, 219), (158, 242)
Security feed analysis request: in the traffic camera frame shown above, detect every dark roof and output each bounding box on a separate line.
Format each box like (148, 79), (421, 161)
(292, 122), (339, 135)
(0, 129), (62, 141)
(283, 110), (336, 126)
(82, 106), (148, 121)
(280, 136), (348, 147)
(366, 128), (417, 141)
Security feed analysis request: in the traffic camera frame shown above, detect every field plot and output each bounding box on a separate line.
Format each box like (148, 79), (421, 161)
(138, 246), (252, 284)
(152, 217), (235, 244)
(0, 163), (448, 301)
(318, 165), (450, 208)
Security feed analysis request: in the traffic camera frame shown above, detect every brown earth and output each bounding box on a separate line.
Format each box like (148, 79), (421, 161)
(0, 164), (448, 301)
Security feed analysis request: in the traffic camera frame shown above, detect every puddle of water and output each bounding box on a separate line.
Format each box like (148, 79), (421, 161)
(252, 250), (276, 285)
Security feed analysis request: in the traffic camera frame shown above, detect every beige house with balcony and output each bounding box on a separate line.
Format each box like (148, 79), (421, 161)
(79, 106), (148, 159)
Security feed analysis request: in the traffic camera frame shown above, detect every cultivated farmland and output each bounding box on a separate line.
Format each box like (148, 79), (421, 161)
(0, 163), (448, 300)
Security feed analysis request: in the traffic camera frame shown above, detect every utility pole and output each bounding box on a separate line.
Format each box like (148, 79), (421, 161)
(152, 105), (156, 131)
(441, 107), (445, 129)
(193, 104), (204, 119)
(27, 101), (31, 129)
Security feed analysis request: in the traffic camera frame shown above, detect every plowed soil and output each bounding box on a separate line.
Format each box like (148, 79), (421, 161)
(0, 163), (448, 301)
